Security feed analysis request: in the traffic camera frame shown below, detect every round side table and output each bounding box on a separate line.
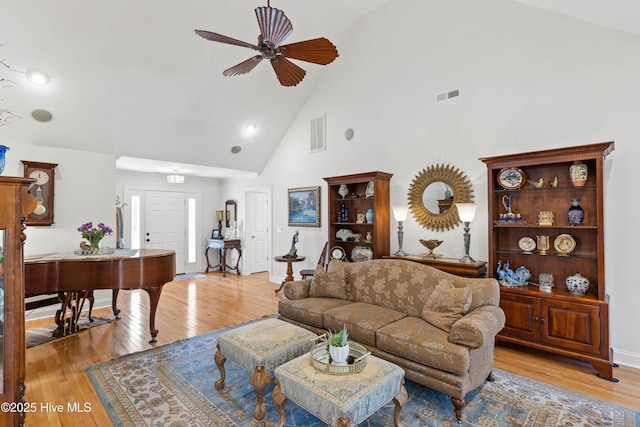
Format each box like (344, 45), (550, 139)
(274, 255), (305, 294)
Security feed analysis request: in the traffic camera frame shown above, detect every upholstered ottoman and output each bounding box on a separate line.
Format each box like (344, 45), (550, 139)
(214, 318), (316, 420)
(272, 353), (408, 427)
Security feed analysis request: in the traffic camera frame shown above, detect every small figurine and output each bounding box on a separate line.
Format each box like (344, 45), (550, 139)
(528, 177), (544, 188)
(283, 231), (299, 259)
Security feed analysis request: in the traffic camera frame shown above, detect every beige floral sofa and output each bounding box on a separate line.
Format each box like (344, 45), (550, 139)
(278, 258), (505, 422)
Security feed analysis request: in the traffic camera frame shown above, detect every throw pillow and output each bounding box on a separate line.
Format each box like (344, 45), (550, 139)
(309, 264), (347, 299)
(421, 281), (472, 332)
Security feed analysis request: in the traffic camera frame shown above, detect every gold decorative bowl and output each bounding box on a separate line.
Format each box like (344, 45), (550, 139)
(419, 239), (443, 258)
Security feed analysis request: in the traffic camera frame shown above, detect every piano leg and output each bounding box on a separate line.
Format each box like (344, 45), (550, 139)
(143, 284), (165, 344)
(111, 289), (121, 319)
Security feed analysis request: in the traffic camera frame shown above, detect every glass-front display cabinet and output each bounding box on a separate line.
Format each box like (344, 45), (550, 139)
(0, 177), (36, 427)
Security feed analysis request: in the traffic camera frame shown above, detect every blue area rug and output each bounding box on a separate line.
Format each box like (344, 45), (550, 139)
(87, 320), (639, 426)
(173, 273), (205, 282)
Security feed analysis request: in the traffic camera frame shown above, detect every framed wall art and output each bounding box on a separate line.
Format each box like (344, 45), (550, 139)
(288, 186), (321, 227)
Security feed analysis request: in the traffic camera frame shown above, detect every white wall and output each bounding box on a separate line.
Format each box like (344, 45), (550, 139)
(232, 0), (640, 368)
(2, 143), (116, 319)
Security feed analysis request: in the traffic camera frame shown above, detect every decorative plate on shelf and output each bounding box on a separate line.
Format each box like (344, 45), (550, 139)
(554, 233), (576, 256)
(518, 237), (536, 253)
(330, 246), (347, 261)
(351, 246), (373, 262)
(497, 167), (526, 190)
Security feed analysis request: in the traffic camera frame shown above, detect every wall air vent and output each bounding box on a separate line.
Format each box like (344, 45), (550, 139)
(310, 114), (326, 152)
(436, 88), (460, 103)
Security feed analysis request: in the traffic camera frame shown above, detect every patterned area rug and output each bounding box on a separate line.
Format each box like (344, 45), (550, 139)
(173, 273), (205, 282)
(87, 321), (639, 427)
(26, 315), (113, 348)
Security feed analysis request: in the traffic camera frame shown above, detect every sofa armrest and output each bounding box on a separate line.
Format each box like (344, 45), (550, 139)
(283, 280), (311, 300)
(448, 305), (506, 348)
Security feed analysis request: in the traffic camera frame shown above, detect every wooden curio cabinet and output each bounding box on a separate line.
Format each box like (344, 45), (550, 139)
(480, 142), (615, 381)
(323, 172), (392, 262)
(0, 177), (36, 426)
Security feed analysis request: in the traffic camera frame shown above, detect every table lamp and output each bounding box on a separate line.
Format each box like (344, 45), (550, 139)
(392, 206), (409, 257)
(456, 203), (477, 263)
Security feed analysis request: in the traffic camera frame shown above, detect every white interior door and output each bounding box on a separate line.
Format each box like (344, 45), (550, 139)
(247, 191), (269, 273)
(144, 190), (185, 274)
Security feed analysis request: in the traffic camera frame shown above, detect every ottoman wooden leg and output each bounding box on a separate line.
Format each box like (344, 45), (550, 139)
(336, 417), (351, 427)
(214, 344), (226, 390)
(393, 378), (408, 427)
(249, 365), (272, 420)
(272, 378), (288, 427)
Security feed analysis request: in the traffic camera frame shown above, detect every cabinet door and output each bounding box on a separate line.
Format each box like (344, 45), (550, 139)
(499, 293), (540, 342)
(540, 299), (601, 355)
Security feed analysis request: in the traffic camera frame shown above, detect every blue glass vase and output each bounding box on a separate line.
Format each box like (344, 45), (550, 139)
(0, 145), (9, 175)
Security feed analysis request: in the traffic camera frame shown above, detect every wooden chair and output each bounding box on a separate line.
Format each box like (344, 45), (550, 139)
(300, 242), (330, 279)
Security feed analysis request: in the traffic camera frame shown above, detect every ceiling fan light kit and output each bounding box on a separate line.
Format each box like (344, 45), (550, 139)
(195, 4), (338, 87)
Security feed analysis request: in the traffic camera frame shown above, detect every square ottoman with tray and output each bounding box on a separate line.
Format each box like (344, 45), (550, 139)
(272, 339), (408, 427)
(214, 318), (317, 420)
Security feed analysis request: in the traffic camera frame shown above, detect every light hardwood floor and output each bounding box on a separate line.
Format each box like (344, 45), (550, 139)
(24, 272), (640, 426)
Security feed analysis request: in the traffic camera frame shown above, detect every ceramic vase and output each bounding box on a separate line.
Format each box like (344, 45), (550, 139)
(0, 145), (9, 175)
(329, 343), (350, 365)
(569, 161), (588, 187)
(567, 199), (584, 226)
(338, 184), (349, 199)
(365, 181), (374, 198)
(566, 272), (590, 295)
(365, 208), (374, 223)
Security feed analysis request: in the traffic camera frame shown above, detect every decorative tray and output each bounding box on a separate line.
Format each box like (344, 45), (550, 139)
(309, 337), (370, 375)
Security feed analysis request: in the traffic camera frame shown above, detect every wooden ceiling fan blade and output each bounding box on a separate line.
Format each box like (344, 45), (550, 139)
(255, 6), (293, 47)
(271, 57), (306, 87)
(223, 56), (263, 77)
(194, 30), (259, 50)
(281, 38), (339, 65)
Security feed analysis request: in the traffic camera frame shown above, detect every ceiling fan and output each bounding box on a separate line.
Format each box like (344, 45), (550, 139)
(195, 3), (339, 87)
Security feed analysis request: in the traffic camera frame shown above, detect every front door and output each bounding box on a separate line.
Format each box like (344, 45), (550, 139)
(144, 190), (186, 274)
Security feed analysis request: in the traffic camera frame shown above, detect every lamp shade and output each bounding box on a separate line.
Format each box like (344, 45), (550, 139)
(392, 205), (408, 222)
(456, 203), (477, 222)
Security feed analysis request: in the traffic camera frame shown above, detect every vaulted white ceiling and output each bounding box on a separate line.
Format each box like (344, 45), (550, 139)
(1, 0), (638, 178)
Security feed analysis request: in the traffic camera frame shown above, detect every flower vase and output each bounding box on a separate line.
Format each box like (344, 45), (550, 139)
(329, 343), (350, 365)
(0, 145), (9, 175)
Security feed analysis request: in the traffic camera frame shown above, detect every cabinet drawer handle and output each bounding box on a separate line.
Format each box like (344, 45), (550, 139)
(534, 317), (540, 321)
(540, 318), (546, 323)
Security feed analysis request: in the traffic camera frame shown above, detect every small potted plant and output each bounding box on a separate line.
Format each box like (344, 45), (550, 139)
(326, 324), (350, 365)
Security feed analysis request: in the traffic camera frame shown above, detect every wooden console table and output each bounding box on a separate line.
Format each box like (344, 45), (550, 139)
(205, 239), (242, 277)
(384, 255), (487, 278)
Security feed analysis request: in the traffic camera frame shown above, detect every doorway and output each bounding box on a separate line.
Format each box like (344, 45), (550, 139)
(245, 189), (270, 274)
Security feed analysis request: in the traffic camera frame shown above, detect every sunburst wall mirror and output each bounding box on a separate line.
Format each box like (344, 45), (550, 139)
(408, 164), (474, 232)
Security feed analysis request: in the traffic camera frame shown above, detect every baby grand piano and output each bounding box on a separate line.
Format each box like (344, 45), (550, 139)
(24, 249), (175, 343)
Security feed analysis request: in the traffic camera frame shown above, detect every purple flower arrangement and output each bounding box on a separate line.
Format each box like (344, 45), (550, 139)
(78, 222), (113, 248)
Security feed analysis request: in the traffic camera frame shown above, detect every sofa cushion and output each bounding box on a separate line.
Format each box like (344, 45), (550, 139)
(376, 316), (470, 375)
(309, 264), (347, 299)
(420, 280), (472, 332)
(278, 298), (353, 329)
(323, 302), (406, 346)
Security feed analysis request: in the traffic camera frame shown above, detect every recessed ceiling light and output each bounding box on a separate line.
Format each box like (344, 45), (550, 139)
(26, 70), (50, 85)
(244, 123), (257, 135)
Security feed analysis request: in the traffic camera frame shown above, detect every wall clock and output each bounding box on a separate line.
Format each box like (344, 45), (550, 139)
(22, 161), (58, 226)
